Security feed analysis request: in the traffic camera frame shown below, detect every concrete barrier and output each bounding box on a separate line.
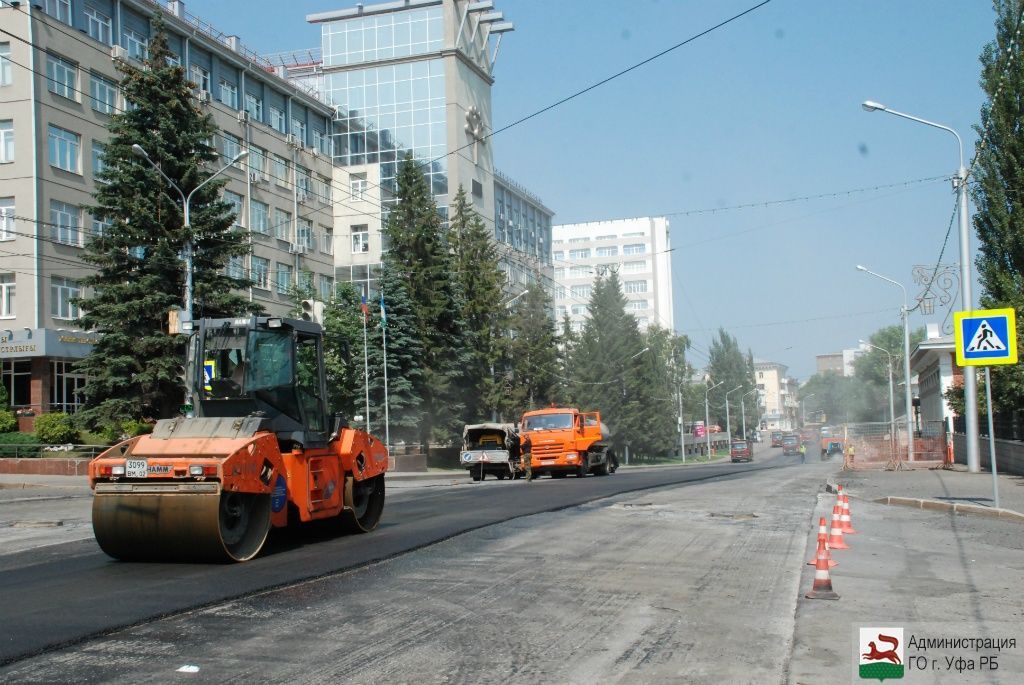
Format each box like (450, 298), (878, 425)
(0, 458), (91, 476)
(952, 433), (1024, 477)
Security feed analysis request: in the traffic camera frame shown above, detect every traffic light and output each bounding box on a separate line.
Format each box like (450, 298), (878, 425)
(300, 299), (325, 325)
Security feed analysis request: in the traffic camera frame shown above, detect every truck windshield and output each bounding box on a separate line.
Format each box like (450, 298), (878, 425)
(196, 326), (293, 399)
(523, 413), (574, 431)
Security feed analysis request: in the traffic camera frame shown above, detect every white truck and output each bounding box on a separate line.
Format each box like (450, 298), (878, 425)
(460, 423), (521, 481)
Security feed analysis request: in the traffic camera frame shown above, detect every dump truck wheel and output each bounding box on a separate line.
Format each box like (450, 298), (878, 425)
(471, 471), (482, 482)
(341, 474), (385, 533)
(575, 460), (587, 477)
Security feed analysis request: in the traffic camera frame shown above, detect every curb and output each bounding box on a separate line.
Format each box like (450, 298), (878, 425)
(876, 496), (1024, 523)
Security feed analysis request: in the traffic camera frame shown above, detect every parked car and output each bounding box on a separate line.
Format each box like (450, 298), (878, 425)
(782, 435), (801, 456)
(730, 440), (753, 462)
(770, 431), (784, 447)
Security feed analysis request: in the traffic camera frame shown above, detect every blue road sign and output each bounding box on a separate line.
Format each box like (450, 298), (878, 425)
(953, 308), (1018, 367)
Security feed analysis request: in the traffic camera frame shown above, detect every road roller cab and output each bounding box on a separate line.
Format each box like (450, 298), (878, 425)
(89, 316), (388, 563)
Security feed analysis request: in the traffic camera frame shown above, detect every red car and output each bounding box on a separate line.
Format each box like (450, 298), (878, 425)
(770, 431), (784, 447)
(730, 440), (753, 462)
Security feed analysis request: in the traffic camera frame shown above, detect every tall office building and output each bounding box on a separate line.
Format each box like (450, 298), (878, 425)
(0, 0), (337, 426)
(270, 0), (554, 298)
(551, 217), (674, 332)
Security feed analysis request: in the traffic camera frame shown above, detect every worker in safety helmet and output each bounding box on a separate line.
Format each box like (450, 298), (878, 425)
(521, 434), (533, 481)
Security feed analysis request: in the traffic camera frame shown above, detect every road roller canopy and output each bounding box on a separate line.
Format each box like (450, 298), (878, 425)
(187, 316), (331, 447)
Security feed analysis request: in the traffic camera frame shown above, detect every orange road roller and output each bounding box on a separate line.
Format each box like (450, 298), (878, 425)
(89, 316), (388, 562)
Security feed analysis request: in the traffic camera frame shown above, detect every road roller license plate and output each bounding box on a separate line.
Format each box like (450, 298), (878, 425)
(125, 459), (148, 479)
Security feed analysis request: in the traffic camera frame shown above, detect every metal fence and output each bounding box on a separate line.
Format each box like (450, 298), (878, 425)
(842, 420), (948, 469)
(0, 444), (109, 459)
(953, 411), (1023, 442)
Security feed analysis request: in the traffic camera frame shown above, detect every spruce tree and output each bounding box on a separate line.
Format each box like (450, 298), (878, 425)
(381, 155), (468, 444)
(971, 0), (1024, 409)
(505, 282), (559, 415)
(75, 15), (252, 431)
(705, 329), (754, 431)
(449, 186), (507, 422)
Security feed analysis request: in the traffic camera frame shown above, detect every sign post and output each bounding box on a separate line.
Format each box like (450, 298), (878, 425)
(953, 307), (1018, 509)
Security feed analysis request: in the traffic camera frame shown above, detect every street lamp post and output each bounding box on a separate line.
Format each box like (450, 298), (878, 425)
(856, 265), (914, 462)
(725, 385), (742, 440)
(801, 393), (816, 426)
(741, 388), (758, 441)
(705, 380), (723, 457)
(860, 339), (898, 467)
(132, 144), (249, 326)
(862, 100), (979, 472)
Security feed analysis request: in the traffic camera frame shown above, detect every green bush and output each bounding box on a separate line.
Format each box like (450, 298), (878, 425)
(96, 419), (154, 444)
(33, 412), (80, 444)
(0, 410), (17, 434)
(0, 384), (9, 409)
(0, 432), (42, 457)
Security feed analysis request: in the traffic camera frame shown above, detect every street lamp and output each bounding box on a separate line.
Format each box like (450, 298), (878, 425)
(725, 385), (743, 440)
(860, 339), (898, 467)
(705, 380), (723, 457)
(856, 264), (914, 462)
(132, 144), (249, 327)
(861, 100), (979, 473)
(741, 388), (758, 441)
(801, 393), (816, 426)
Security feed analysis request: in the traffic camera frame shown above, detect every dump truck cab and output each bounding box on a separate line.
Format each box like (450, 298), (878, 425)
(519, 406), (616, 478)
(88, 316), (388, 563)
(461, 422), (520, 481)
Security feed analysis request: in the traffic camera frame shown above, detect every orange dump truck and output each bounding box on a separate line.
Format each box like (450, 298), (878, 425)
(520, 406), (618, 478)
(88, 316), (388, 563)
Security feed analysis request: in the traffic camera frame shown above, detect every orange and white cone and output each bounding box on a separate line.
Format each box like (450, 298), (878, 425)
(827, 505), (850, 550)
(805, 532), (840, 600)
(807, 516), (837, 567)
(840, 493), (858, 534)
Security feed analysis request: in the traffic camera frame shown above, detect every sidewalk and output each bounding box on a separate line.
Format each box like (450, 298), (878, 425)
(788, 465), (1024, 684)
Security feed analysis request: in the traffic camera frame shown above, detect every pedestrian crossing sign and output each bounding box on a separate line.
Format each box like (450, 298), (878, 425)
(953, 308), (1018, 366)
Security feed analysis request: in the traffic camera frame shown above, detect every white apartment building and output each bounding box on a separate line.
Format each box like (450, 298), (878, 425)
(0, 0), (338, 427)
(754, 360), (798, 430)
(551, 217), (674, 332)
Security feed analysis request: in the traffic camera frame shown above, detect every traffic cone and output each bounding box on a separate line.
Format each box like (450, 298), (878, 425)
(840, 493), (859, 534)
(827, 505), (850, 550)
(807, 516), (837, 567)
(805, 533), (840, 600)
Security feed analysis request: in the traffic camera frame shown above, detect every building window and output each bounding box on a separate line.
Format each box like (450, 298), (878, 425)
(569, 266), (589, 277)
(121, 28), (148, 60)
(317, 176), (332, 204)
(90, 72), (117, 114)
(568, 237), (588, 244)
(249, 146), (267, 180)
(226, 255), (245, 280)
(50, 276), (80, 319)
(273, 208), (291, 240)
(48, 125), (80, 172)
(624, 280), (648, 294)
(269, 106), (286, 133)
(91, 141), (107, 181)
(0, 197), (12, 240)
(297, 218), (313, 249)
(351, 227), (369, 253)
(44, 0), (72, 24)
(271, 154), (289, 187)
(223, 191), (243, 227)
(570, 285), (591, 299)
(0, 273), (13, 318)
(555, 306), (566, 318)
(320, 227), (333, 255)
(244, 93), (262, 121)
(319, 275), (333, 301)
(313, 129), (332, 156)
(50, 359), (87, 414)
(84, 7), (112, 45)
(190, 65), (210, 93)
(298, 270), (313, 293)
(623, 231), (645, 238)
(350, 174), (368, 200)
(571, 304), (587, 316)
(275, 262), (293, 294)
(251, 257), (269, 289)
(553, 251), (564, 261)
(250, 200), (269, 235)
(295, 166), (311, 195)
(623, 243), (646, 255)
(628, 299), (648, 311)
(291, 118), (306, 144)
(222, 132), (241, 162)
(50, 200), (81, 246)
(218, 80), (238, 108)
(0, 43), (11, 86)
(91, 214), (111, 237)
(596, 246), (617, 257)
(554, 268), (565, 279)
(568, 248), (590, 260)
(554, 286), (567, 299)
(46, 54), (77, 100)
(595, 234), (616, 241)
(623, 260), (647, 273)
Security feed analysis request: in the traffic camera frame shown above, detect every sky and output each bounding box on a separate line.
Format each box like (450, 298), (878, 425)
(189, 0), (998, 380)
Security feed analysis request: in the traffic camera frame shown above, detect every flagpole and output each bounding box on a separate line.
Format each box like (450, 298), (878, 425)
(380, 292), (391, 451)
(362, 307), (370, 435)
